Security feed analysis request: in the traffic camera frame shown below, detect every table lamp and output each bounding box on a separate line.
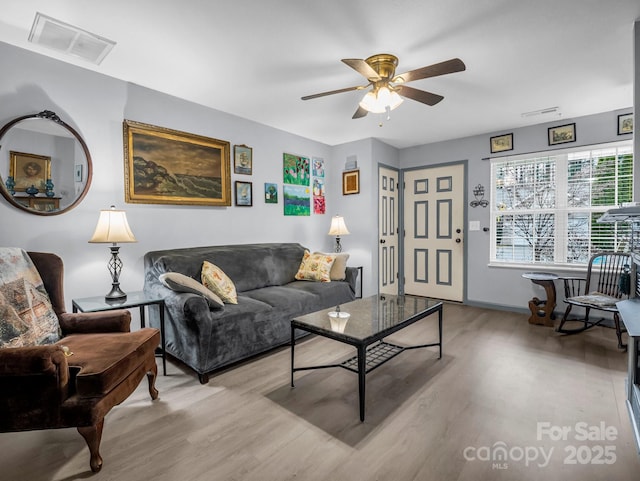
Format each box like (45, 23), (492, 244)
(328, 215), (350, 253)
(89, 205), (137, 300)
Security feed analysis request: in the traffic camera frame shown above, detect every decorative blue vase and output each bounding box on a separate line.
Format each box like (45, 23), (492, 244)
(45, 178), (55, 197)
(25, 185), (39, 197)
(5, 176), (15, 195)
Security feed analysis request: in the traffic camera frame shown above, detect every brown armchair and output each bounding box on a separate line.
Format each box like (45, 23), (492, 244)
(0, 251), (160, 472)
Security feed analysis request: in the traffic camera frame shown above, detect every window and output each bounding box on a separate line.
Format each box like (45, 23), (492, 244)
(490, 141), (633, 265)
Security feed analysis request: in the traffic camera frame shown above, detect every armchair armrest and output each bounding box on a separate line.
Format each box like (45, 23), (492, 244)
(0, 345), (70, 430)
(59, 310), (131, 335)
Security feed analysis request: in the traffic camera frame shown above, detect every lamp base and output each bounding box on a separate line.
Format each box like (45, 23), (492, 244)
(105, 284), (127, 301)
(335, 236), (343, 253)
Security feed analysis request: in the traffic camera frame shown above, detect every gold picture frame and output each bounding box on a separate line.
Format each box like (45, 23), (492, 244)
(342, 169), (360, 195)
(123, 120), (231, 206)
(233, 144), (253, 175)
(9, 151), (51, 192)
(490, 133), (513, 154)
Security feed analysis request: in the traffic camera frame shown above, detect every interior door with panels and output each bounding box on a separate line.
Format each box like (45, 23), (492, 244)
(379, 165), (399, 295)
(403, 163), (465, 301)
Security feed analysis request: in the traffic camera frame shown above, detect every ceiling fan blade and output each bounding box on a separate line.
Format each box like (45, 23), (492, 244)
(301, 85), (367, 101)
(342, 59), (381, 81)
(395, 85), (444, 106)
(393, 58), (466, 83)
(352, 105), (368, 119)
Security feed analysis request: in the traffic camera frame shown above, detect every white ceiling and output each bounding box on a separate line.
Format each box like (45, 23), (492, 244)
(1, 0), (639, 149)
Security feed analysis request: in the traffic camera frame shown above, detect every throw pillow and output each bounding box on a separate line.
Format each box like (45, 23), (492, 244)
(160, 272), (224, 310)
(201, 261), (238, 304)
(314, 252), (349, 281)
(295, 251), (335, 282)
(0, 248), (61, 348)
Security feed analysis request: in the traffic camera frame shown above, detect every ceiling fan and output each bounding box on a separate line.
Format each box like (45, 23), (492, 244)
(301, 54), (466, 119)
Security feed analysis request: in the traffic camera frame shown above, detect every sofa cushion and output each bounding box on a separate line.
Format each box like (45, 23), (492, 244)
(295, 251), (335, 282)
(160, 272), (224, 310)
(0, 248), (61, 348)
(59, 328), (160, 397)
(315, 252), (349, 281)
(201, 261), (238, 304)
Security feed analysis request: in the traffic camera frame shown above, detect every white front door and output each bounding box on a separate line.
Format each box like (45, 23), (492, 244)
(379, 166), (399, 295)
(403, 163), (465, 301)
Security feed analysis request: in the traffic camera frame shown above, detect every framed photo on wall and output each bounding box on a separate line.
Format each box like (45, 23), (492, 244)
(233, 144), (253, 174)
(235, 181), (253, 206)
(618, 113), (633, 135)
(342, 169), (360, 195)
(548, 123), (576, 145)
(123, 120), (231, 206)
(490, 133), (513, 154)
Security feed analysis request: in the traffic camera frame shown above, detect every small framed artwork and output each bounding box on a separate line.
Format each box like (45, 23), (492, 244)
(548, 123), (576, 145)
(490, 133), (513, 154)
(234, 181), (252, 206)
(9, 151), (51, 192)
(234, 144), (253, 175)
(74, 164), (83, 182)
(342, 169), (360, 195)
(312, 157), (325, 177)
(264, 183), (278, 203)
(618, 113), (633, 135)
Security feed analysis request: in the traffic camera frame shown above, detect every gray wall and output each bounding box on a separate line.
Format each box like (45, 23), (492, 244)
(0, 34), (636, 317)
(0, 42), (342, 315)
(399, 109), (633, 311)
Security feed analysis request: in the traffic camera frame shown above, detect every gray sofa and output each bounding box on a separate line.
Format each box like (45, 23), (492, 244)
(143, 243), (357, 383)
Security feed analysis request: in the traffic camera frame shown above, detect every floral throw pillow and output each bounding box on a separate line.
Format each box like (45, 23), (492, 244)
(295, 251), (336, 282)
(0, 248), (61, 348)
(201, 261), (238, 304)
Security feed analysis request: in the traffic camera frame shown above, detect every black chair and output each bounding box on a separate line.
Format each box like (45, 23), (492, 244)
(556, 251), (631, 350)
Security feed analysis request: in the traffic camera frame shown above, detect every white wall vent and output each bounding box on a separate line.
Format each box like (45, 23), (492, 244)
(28, 12), (115, 65)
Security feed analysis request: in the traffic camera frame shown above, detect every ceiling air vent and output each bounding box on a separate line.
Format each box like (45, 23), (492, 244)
(28, 12), (115, 65)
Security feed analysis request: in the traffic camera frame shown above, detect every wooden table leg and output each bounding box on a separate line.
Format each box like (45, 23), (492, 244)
(527, 279), (556, 327)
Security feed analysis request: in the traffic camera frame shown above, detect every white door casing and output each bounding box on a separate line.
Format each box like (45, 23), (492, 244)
(403, 163), (465, 301)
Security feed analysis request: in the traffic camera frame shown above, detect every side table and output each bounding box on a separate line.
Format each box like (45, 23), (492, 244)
(72, 291), (167, 375)
(521, 272), (559, 327)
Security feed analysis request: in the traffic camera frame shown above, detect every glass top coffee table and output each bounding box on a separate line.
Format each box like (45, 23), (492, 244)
(291, 294), (443, 421)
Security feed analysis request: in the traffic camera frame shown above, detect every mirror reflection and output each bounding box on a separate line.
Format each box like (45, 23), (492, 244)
(0, 111), (92, 215)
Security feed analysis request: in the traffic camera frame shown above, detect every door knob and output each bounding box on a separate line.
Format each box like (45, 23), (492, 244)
(380, 239), (386, 244)
(455, 238), (461, 243)
(456, 228), (462, 234)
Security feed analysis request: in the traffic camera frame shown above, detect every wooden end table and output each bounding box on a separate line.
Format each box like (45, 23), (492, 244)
(522, 272), (559, 327)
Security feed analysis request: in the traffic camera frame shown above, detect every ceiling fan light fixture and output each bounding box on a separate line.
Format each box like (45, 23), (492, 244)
(359, 86), (403, 114)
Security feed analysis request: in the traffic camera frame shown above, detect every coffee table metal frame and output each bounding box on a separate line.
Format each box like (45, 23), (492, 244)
(290, 295), (443, 421)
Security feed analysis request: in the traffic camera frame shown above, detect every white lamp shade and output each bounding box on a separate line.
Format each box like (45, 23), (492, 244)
(328, 215), (350, 236)
(89, 207), (137, 243)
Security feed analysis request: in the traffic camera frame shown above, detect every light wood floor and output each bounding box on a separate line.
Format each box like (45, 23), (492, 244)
(2, 303), (640, 481)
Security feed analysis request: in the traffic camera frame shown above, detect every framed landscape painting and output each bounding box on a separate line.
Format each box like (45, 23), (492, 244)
(618, 113), (633, 135)
(234, 181), (252, 206)
(123, 120), (231, 206)
(490, 133), (513, 154)
(233, 144), (252, 174)
(283, 184), (310, 216)
(548, 123), (576, 145)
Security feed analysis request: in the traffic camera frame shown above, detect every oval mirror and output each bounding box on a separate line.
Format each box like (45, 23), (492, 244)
(0, 110), (93, 215)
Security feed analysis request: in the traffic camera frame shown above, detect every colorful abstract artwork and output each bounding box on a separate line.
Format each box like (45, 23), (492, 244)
(283, 153), (310, 186)
(313, 195), (325, 214)
(312, 157), (325, 178)
(283, 184), (310, 216)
